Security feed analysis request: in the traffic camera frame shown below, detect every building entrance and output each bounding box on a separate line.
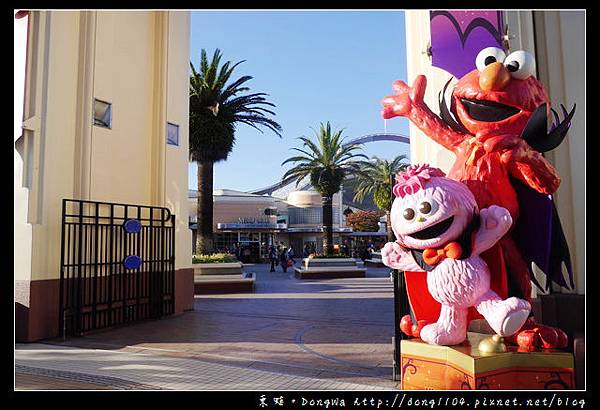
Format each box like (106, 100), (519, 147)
(239, 241), (260, 263)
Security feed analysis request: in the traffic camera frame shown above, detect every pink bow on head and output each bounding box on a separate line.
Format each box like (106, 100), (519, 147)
(393, 164), (445, 198)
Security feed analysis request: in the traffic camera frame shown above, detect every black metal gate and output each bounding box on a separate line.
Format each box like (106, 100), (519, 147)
(59, 199), (176, 336)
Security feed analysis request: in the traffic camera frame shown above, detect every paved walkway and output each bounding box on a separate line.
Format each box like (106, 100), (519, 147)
(15, 344), (386, 390)
(15, 263), (398, 390)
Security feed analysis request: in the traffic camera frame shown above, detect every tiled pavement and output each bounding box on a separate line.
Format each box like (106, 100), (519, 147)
(15, 344), (386, 390)
(15, 263), (399, 390)
(15, 371), (115, 390)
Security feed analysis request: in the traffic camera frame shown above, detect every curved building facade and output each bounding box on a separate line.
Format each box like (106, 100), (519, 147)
(188, 188), (350, 260)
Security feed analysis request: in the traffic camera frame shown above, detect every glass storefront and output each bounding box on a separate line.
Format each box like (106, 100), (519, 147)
(214, 231), (276, 262)
(214, 232), (238, 253)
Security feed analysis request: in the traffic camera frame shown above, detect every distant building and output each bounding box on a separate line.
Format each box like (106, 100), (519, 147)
(188, 188), (355, 261)
(189, 189), (286, 262)
(188, 179), (396, 260)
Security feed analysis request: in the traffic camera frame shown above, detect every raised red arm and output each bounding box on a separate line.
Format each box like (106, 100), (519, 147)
(381, 75), (465, 152)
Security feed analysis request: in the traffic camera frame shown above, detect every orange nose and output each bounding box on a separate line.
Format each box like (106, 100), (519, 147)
(479, 62), (511, 91)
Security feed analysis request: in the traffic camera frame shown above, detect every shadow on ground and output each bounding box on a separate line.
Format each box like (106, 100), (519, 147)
(40, 264), (397, 385)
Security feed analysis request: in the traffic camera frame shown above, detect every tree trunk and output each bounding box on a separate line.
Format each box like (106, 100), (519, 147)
(196, 161), (214, 254)
(322, 196), (333, 256)
(387, 173), (396, 243)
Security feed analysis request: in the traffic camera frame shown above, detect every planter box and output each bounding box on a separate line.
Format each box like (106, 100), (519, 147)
(295, 257), (366, 279)
(401, 332), (574, 390)
(302, 257), (359, 269)
(193, 262), (243, 279)
(193, 262), (254, 294)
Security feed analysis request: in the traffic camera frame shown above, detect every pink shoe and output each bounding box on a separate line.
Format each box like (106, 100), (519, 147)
(478, 296), (531, 336)
(420, 322), (467, 346)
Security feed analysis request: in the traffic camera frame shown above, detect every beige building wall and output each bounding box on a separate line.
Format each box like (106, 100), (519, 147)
(90, 12), (154, 204)
(532, 11), (585, 294)
(14, 10), (192, 341)
(403, 10), (585, 295)
(165, 11), (193, 270)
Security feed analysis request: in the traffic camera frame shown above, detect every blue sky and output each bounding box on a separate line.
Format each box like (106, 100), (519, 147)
(189, 11), (411, 192)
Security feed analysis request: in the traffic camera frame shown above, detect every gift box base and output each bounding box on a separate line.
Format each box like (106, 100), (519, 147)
(401, 332), (574, 390)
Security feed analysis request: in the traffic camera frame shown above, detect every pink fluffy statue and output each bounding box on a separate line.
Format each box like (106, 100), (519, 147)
(382, 164), (531, 345)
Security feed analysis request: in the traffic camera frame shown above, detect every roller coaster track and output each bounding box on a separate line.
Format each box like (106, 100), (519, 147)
(249, 133), (410, 196)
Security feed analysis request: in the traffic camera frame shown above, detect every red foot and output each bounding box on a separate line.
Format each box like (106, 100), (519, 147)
(400, 315), (413, 336)
(504, 316), (537, 345)
(516, 329), (540, 351)
(507, 317), (569, 350)
(399, 315), (429, 338)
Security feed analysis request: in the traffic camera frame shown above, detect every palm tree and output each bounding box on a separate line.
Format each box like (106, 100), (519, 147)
(189, 49), (282, 254)
(282, 122), (368, 256)
(352, 155), (410, 242)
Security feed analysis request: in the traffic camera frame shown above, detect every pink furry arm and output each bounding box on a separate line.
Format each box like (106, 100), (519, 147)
(381, 241), (425, 272)
(472, 205), (513, 256)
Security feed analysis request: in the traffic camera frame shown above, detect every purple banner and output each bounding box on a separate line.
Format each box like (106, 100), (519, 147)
(430, 10), (505, 78)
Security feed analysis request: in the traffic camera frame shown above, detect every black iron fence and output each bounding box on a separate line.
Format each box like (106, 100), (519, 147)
(59, 199), (175, 336)
(392, 269), (410, 381)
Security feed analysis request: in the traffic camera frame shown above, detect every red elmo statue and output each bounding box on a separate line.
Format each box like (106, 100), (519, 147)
(382, 47), (575, 348)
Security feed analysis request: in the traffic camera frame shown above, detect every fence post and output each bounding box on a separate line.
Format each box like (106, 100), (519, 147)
(58, 199), (66, 338)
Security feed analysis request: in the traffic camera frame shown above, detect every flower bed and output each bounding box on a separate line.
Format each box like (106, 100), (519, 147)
(192, 253), (238, 264)
(307, 254), (349, 259)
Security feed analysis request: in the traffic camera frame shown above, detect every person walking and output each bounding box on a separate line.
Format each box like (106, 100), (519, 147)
(361, 246), (370, 262)
(280, 247), (290, 273)
(268, 245), (278, 272)
(288, 246), (296, 265)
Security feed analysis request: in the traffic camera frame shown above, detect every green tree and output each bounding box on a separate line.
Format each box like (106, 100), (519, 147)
(189, 49), (282, 254)
(352, 155), (410, 241)
(282, 122), (367, 255)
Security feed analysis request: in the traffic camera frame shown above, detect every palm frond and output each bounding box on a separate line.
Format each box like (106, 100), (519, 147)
(189, 48), (283, 162)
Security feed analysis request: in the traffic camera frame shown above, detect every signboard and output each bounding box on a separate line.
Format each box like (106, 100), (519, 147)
(217, 223), (287, 230)
(430, 10), (505, 78)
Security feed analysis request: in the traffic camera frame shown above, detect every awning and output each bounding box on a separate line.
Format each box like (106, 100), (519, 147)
(340, 231), (387, 236)
(287, 227), (353, 233)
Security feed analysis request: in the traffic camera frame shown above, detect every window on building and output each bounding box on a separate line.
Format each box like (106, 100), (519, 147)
(288, 207), (339, 225)
(239, 232), (259, 242)
(214, 232), (238, 253)
(167, 122), (179, 146)
(93, 99), (112, 129)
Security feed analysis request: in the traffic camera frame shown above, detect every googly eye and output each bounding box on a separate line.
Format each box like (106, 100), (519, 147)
(504, 50), (536, 80)
(403, 208), (415, 221)
(419, 201), (432, 214)
(419, 199), (439, 216)
(475, 47), (507, 72)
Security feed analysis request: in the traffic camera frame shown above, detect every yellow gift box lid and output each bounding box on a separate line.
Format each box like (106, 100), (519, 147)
(401, 332), (574, 375)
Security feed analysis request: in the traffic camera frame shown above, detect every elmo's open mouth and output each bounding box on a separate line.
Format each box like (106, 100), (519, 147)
(459, 98), (520, 122)
(408, 216), (454, 241)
